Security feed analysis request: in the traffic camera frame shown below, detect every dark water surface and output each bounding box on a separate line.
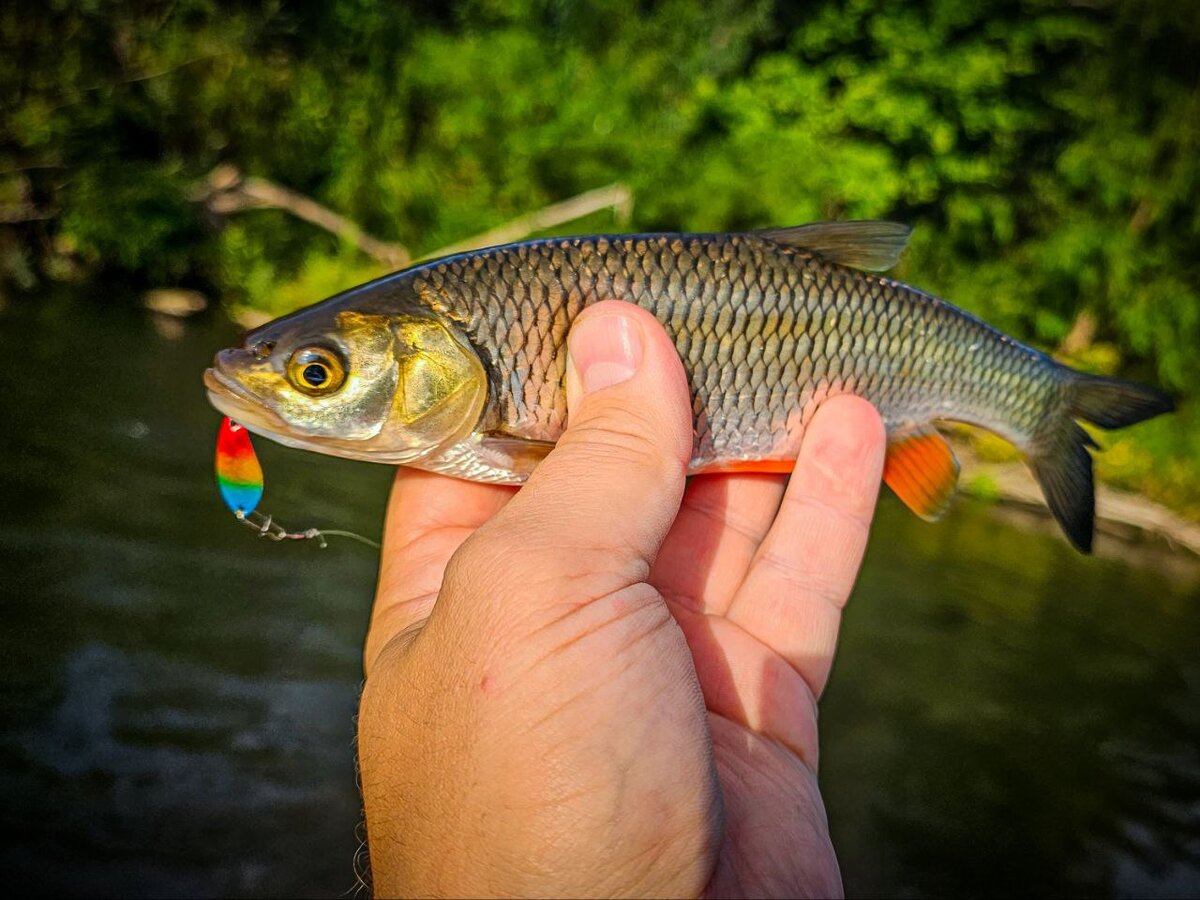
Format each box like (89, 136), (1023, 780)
(1, 296), (1197, 897)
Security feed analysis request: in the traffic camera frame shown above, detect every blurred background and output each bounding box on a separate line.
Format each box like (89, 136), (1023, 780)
(1, 0), (1197, 896)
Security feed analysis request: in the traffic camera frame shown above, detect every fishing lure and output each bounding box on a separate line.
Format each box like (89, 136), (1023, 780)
(215, 416), (379, 549)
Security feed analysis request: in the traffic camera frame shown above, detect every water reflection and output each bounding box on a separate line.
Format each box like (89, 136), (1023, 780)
(0, 294), (1196, 897)
(0, 295), (388, 896)
(826, 500), (1200, 898)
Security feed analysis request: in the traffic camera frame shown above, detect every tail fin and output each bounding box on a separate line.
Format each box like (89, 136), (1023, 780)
(1063, 372), (1175, 430)
(1029, 373), (1174, 553)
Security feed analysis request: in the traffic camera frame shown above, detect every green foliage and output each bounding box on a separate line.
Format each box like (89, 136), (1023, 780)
(2, 0), (1197, 507)
(1093, 404), (1200, 519)
(964, 472), (1003, 503)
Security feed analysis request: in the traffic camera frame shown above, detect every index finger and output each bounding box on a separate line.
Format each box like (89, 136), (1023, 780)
(366, 468), (516, 674)
(725, 395), (886, 698)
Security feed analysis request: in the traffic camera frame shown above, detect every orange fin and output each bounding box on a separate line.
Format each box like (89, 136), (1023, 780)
(883, 426), (960, 521)
(693, 459), (797, 475)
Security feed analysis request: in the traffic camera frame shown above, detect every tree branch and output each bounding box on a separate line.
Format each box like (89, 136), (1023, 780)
(195, 164), (634, 270)
(195, 165), (411, 267)
(421, 183), (633, 259)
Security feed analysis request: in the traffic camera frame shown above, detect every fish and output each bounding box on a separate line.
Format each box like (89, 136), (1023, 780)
(204, 221), (1174, 552)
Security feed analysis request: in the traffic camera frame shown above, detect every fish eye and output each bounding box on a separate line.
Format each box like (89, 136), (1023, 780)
(302, 363), (327, 387)
(286, 346), (346, 396)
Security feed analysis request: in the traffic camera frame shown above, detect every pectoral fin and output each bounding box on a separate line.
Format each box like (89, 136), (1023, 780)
(479, 434), (556, 477)
(883, 426), (959, 521)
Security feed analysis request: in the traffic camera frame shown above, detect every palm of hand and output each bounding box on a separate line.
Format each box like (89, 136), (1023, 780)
(360, 397), (883, 898)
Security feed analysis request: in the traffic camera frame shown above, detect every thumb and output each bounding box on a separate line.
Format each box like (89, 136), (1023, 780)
(466, 300), (693, 599)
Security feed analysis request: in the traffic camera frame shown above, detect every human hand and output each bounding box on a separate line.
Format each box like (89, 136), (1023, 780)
(357, 301), (886, 897)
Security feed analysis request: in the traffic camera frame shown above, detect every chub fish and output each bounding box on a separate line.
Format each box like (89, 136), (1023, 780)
(204, 221), (1174, 552)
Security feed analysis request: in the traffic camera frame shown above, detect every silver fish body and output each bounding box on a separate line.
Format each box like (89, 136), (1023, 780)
(206, 222), (1174, 551)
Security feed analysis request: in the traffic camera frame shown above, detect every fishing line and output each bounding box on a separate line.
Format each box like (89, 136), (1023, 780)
(215, 416), (380, 550)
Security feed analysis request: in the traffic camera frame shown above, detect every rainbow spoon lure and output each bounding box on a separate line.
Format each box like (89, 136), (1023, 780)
(215, 416), (379, 549)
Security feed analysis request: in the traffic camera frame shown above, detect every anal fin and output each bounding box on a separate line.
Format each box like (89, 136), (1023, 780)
(692, 458), (797, 475)
(883, 426), (960, 521)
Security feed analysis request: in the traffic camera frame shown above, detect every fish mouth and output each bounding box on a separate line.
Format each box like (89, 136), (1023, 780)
(204, 366), (343, 456)
(204, 367), (287, 434)
(203, 366), (432, 465)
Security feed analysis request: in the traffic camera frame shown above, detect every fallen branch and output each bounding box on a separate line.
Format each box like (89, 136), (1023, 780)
(955, 442), (1200, 558)
(0, 203), (57, 224)
(1057, 309), (1096, 356)
(195, 165), (411, 268)
(0, 173), (57, 223)
(196, 164), (633, 269)
(421, 182), (634, 259)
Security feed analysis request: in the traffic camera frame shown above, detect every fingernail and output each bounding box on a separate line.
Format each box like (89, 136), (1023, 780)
(567, 311), (643, 397)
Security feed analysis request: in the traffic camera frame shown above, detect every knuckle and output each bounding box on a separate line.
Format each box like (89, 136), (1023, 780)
(562, 409), (685, 486)
(759, 545), (852, 609)
(447, 516), (629, 605)
(782, 490), (875, 536)
(441, 530), (505, 597)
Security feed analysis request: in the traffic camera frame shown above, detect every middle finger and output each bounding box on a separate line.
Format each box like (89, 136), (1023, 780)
(649, 471), (788, 616)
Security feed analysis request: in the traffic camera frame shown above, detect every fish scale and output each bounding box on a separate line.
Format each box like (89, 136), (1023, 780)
(412, 233), (1052, 466)
(208, 221), (1173, 551)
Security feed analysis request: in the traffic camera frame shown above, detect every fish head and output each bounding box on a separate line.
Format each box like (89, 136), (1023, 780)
(205, 306), (488, 463)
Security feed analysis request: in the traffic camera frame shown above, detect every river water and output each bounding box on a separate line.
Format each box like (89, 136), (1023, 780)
(1, 294), (1197, 897)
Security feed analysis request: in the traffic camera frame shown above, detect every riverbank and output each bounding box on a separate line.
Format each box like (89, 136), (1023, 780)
(956, 442), (1200, 560)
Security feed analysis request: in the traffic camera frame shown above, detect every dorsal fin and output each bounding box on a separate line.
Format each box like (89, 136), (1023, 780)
(754, 220), (912, 271)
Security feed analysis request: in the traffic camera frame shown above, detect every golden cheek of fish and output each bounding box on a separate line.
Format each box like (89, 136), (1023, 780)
(205, 310), (488, 463)
(205, 221), (1173, 552)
